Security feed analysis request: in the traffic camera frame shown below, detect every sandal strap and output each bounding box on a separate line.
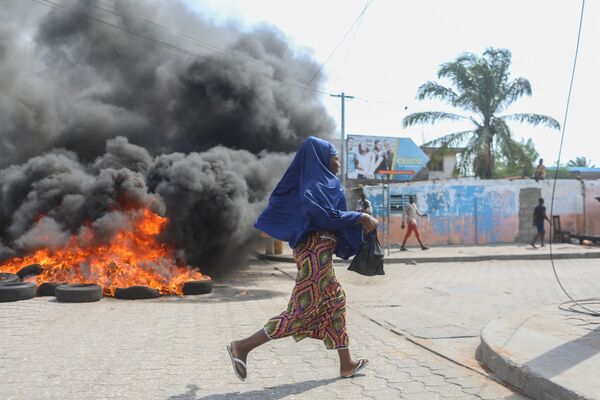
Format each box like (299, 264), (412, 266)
(231, 357), (247, 369)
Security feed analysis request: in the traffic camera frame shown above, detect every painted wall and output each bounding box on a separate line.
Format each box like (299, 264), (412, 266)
(363, 179), (598, 245)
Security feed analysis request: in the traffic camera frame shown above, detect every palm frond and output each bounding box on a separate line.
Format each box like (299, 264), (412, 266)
(402, 112), (467, 128)
(501, 113), (560, 130)
(423, 130), (474, 149)
(496, 78), (532, 112)
(416, 82), (458, 104)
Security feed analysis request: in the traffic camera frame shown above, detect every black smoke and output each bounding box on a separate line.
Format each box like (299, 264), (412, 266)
(0, 0), (334, 272)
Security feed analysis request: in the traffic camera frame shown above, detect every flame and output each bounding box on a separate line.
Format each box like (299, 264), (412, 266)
(0, 208), (208, 296)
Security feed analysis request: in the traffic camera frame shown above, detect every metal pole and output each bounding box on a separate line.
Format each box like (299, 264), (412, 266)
(330, 92), (354, 190)
(386, 183), (391, 256)
(341, 92), (346, 190)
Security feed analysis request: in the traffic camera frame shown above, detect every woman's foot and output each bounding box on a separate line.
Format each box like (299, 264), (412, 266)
(227, 341), (248, 380)
(340, 358), (371, 378)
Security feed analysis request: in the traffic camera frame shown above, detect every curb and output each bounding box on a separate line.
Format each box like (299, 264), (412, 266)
(256, 251), (600, 264)
(477, 319), (587, 400)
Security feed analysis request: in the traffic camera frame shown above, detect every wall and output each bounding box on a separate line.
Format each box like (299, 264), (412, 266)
(428, 154), (457, 180)
(363, 179), (598, 246)
(585, 180), (600, 235)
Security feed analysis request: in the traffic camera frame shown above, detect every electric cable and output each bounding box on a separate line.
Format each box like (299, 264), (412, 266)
(79, 0), (314, 86)
(332, 0), (369, 91)
(548, 0), (600, 317)
(305, 0), (374, 88)
(30, 0), (333, 97)
(31, 0), (420, 111)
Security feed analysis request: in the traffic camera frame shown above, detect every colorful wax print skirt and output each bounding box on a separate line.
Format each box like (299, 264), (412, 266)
(264, 231), (349, 350)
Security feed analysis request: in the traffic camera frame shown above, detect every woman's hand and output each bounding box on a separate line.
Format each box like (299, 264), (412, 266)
(359, 213), (379, 233)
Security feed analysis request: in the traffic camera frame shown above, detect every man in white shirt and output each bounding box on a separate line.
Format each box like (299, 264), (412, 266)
(401, 195), (429, 251)
(356, 192), (372, 215)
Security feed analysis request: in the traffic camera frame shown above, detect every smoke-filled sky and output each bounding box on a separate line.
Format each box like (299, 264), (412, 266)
(0, 0), (335, 271)
(187, 0), (600, 167)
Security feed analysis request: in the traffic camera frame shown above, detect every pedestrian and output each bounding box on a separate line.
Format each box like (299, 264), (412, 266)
(227, 136), (378, 381)
(356, 192), (372, 215)
(400, 195), (429, 251)
(533, 159), (546, 182)
(530, 197), (552, 248)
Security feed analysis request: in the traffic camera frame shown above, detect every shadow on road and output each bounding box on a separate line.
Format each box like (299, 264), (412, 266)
(167, 378), (339, 399)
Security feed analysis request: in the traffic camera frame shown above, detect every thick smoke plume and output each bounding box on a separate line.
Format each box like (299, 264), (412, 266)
(0, 0), (334, 272)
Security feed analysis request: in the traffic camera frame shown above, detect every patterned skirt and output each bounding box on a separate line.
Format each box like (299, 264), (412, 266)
(264, 231), (349, 350)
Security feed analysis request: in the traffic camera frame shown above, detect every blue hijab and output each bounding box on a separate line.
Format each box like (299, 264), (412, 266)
(255, 136), (363, 259)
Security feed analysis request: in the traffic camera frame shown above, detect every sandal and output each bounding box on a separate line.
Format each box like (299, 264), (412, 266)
(341, 358), (371, 378)
(227, 343), (247, 381)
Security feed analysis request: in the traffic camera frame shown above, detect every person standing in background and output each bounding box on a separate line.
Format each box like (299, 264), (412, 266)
(533, 159), (546, 182)
(356, 192), (372, 215)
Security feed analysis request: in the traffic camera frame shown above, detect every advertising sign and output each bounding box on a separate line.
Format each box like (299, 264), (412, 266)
(346, 134), (429, 181)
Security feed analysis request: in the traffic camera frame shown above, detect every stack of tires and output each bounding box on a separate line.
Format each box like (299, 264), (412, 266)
(0, 272), (36, 302)
(1, 265), (213, 302)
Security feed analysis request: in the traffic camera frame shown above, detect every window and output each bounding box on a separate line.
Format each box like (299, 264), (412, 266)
(390, 194), (415, 212)
(428, 158), (444, 171)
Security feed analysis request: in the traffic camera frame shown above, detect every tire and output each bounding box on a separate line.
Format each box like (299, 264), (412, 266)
(37, 282), (65, 297)
(55, 284), (102, 303)
(0, 272), (20, 285)
(0, 282), (37, 302)
(114, 286), (160, 300)
(183, 279), (213, 295)
(17, 264), (44, 280)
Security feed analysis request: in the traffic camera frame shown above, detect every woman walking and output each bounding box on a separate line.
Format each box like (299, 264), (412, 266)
(227, 136), (379, 381)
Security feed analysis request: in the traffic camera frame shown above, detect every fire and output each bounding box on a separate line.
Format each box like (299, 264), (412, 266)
(0, 208), (207, 296)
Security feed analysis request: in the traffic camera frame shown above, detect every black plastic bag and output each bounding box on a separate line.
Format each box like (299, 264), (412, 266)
(348, 231), (384, 276)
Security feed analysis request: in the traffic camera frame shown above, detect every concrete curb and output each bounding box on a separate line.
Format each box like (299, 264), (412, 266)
(477, 318), (590, 400)
(256, 251), (600, 264)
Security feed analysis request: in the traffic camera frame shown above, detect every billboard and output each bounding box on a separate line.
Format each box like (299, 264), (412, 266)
(346, 134), (429, 181)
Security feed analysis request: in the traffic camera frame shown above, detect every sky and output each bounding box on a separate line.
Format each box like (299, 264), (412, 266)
(185, 0), (599, 167)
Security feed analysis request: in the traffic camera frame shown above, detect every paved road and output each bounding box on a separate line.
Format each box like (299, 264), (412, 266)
(3, 257), (579, 399)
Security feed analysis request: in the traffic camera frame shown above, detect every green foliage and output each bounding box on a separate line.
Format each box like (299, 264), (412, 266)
(567, 156), (595, 168)
(493, 138), (539, 178)
(402, 48), (560, 179)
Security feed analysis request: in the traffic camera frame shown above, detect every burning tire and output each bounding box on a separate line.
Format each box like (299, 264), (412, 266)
(182, 279), (213, 295)
(114, 286), (160, 300)
(17, 264), (44, 280)
(0, 273), (20, 285)
(55, 284), (102, 303)
(0, 282), (37, 302)
(37, 282), (65, 297)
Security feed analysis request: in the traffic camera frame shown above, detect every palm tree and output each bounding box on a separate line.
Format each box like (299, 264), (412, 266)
(567, 156), (595, 168)
(402, 48), (560, 179)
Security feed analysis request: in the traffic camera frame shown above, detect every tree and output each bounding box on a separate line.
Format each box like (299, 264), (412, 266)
(567, 156), (595, 168)
(493, 138), (539, 178)
(402, 48), (560, 179)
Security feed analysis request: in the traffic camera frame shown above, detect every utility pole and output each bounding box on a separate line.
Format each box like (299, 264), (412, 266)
(330, 92), (354, 189)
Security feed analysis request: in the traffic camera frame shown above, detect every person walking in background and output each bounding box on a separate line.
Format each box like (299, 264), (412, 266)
(356, 192), (372, 215)
(530, 197), (552, 248)
(401, 195), (429, 251)
(227, 136), (378, 381)
(533, 159), (546, 182)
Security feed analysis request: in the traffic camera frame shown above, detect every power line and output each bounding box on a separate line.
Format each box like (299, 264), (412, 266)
(548, 0), (597, 316)
(32, 0), (416, 116)
(80, 0), (311, 86)
(305, 0), (374, 88)
(30, 0), (332, 96)
(332, 0), (370, 90)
